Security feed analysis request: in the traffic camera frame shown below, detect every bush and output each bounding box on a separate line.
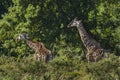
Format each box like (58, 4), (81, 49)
(0, 50), (120, 80)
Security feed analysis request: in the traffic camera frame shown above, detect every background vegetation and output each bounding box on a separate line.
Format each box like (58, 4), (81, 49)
(0, 0), (120, 80)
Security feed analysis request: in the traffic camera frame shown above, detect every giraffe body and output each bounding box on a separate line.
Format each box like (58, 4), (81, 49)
(67, 17), (104, 62)
(17, 33), (52, 63)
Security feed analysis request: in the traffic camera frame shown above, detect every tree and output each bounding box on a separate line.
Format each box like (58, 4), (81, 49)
(0, 0), (12, 18)
(0, 0), (119, 57)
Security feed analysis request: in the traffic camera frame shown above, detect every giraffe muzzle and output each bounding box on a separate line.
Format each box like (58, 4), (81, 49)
(67, 23), (71, 28)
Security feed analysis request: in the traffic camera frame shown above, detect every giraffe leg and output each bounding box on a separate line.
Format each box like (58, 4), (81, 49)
(38, 54), (42, 61)
(34, 53), (37, 60)
(40, 54), (44, 62)
(43, 55), (47, 63)
(37, 54), (40, 61)
(86, 53), (91, 63)
(86, 53), (90, 63)
(34, 53), (42, 61)
(86, 52), (94, 63)
(93, 49), (104, 62)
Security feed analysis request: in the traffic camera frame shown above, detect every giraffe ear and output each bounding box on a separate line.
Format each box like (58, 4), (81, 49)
(78, 20), (82, 23)
(15, 36), (19, 42)
(74, 17), (78, 21)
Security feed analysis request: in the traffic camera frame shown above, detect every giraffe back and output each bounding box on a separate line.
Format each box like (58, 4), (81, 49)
(35, 42), (52, 62)
(26, 40), (39, 51)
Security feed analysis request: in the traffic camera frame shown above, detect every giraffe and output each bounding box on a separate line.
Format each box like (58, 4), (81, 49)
(67, 17), (104, 63)
(17, 33), (52, 63)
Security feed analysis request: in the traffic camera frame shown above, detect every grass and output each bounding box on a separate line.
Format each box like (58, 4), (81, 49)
(0, 53), (120, 80)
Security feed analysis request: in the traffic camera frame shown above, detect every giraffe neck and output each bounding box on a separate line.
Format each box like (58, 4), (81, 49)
(77, 23), (89, 38)
(77, 23), (99, 50)
(25, 39), (38, 51)
(77, 25), (88, 44)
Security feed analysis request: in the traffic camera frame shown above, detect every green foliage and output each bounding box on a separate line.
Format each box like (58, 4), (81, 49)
(0, 54), (120, 80)
(0, 0), (119, 57)
(0, 0), (12, 18)
(0, 0), (119, 56)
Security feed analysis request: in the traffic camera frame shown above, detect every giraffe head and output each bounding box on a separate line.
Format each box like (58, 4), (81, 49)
(67, 17), (82, 28)
(16, 33), (28, 41)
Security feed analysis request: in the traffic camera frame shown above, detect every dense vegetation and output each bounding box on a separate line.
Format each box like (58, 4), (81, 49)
(0, 0), (120, 80)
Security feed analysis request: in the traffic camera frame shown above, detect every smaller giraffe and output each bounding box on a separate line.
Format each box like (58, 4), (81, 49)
(17, 33), (52, 63)
(67, 17), (104, 63)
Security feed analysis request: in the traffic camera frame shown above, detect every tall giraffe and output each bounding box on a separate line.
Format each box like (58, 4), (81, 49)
(17, 33), (52, 63)
(67, 17), (104, 62)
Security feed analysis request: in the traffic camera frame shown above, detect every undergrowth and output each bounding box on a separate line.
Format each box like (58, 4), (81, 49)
(0, 52), (120, 80)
